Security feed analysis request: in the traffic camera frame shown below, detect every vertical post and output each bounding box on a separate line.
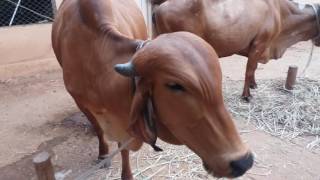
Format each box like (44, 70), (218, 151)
(145, 0), (153, 38)
(33, 151), (56, 180)
(9, 0), (22, 26)
(285, 66), (298, 90)
(51, 0), (58, 18)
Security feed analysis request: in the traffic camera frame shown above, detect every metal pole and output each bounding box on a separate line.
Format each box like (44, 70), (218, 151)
(9, 0), (22, 26)
(51, 0), (58, 17)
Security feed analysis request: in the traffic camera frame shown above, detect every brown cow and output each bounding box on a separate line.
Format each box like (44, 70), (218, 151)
(152, 0), (320, 101)
(52, 0), (253, 179)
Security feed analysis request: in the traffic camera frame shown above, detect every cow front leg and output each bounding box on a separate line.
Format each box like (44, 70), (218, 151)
(119, 143), (133, 180)
(83, 110), (109, 159)
(242, 58), (258, 102)
(96, 134), (109, 160)
(75, 102), (109, 159)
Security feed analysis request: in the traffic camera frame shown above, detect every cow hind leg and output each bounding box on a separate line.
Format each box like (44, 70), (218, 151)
(119, 143), (133, 180)
(75, 102), (109, 159)
(249, 72), (258, 89)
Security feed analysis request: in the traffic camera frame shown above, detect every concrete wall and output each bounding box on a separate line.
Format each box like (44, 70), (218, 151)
(0, 0), (62, 66)
(0, 24), (54, 65)
(0, 0), (150, 66)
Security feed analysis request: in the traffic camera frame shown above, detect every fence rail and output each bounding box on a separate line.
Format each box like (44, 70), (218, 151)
(0, 0), (56, 27)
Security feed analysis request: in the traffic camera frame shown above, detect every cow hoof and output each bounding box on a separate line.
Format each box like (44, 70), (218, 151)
(241, 95), (252, 102)
(95, 155), (111, 168)
(249, 83), (258, 89)
(121, 176), (133, 180)
(98, 154), (109, 160)
(121, 175), (134, 180)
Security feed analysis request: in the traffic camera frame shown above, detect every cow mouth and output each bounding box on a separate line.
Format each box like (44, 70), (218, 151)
(202, 154), (254, 178)
(202, 161), (226, 178)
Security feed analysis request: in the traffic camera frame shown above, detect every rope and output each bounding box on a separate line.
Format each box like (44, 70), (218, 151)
(4, 0), (54, 21)
(299, 42), (314, 77)
(299, 4), (319, 77)
(75, 138), (134, 180)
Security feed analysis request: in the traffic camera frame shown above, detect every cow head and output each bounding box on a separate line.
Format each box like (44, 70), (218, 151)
(115, 32), (253, 178)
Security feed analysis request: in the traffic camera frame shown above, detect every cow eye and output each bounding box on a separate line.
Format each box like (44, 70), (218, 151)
(166, 83), (186, 92)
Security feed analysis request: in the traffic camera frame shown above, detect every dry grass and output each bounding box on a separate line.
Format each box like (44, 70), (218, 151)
(86, 141), (212, 180)
(223, 78), (320, 149)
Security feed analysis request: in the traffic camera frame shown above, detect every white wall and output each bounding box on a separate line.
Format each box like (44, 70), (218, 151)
(135, 0), (153, 37)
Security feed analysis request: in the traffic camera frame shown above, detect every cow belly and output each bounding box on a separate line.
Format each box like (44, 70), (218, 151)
(92, 110), (144, 151)
(92, 110), (130, 143)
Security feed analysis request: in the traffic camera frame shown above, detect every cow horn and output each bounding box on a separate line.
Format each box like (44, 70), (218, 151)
(114, 62), (136, 77)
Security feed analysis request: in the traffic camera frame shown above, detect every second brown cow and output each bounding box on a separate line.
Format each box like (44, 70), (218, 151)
(152, 0), (320, 101)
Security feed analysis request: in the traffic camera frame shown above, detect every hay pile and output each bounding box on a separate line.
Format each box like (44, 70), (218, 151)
(224, 78), (320, 141)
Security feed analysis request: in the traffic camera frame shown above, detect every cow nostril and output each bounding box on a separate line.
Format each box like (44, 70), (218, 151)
(230, 153), (254, 178)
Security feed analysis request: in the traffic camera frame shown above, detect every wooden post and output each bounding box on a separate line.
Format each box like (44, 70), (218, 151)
(33, 151), (55, 180)
(285, 66), (298, 90)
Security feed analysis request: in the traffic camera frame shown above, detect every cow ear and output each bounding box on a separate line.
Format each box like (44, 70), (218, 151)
(128, 82), (163, 151)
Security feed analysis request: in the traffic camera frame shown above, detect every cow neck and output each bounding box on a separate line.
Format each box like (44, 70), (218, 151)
(131, 40), (163, 152)
(310, 4), (320, 41)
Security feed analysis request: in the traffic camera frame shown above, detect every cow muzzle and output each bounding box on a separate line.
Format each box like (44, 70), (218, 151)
(203, 152), (254, 178)
(230, 153), (254, 177)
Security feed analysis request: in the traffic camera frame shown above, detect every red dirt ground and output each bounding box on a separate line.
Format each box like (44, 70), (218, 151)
(1, 40), (320, 180)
